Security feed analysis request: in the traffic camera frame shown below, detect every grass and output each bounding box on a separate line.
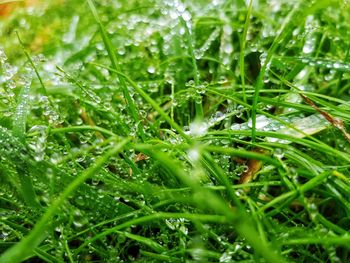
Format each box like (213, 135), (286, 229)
(1, 0), (350, 262)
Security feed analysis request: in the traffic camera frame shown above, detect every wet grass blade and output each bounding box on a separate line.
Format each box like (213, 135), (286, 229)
(10, 81), (42, 209)
(116, 231), (166, 253)
(179, 15), (203, 119)
(239, 0), (253, 104)
(12, 78), (30, 142)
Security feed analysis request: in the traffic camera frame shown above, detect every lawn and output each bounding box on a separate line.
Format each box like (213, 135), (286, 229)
(1, 0), (350, 262)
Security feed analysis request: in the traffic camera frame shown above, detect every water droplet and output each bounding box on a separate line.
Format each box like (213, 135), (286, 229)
(0, 48), (18, 83)
(117, 46), (126, 55)
(209, 111), (225, 126)
(0, 47), (7, 62)
(181, 11), (191, 21)
(333, 62), (341, 69)
(28, 125), (48, 161)
(187, 148), (200, 162)
(223, 24), (232, 35)
(194, 49), (204, 59)
(223, 43), (233, 54)
(274, 148), (284, 159)
(187, 121), (208, 137)
(147, 65), (156, 74)
(191, 248), (205, 261)
(220, 251), (233, 262)
(247, 115), (270, 129)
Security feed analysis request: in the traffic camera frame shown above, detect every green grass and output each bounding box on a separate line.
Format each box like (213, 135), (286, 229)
(1, 0), (350, 262)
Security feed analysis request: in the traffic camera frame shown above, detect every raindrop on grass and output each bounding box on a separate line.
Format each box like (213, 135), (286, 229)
(274, 148), (284, 159)
(187, 148), (200, 162)
(209, 111), (225, 126)
(302, 39), (315, 54)
(147, 65), (156, 74)
(247, 115), (270, 129)
(220, 251), (234, 262)
(188, 121), (208, 137)
(223, 43), (233, 54)
(191, 248), (205, 261)
(333, 62), (341, 69)
(194, 49), (204, 59)
(181, 11), (191, 22)
(28, 125), (48, 161)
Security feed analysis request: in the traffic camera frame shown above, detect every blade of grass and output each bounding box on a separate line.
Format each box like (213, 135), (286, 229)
(239, 0), (253, 104)
(12, 77), (30, 142)
(116, 231), (166, 253)
(10, 79), (41, 209)
(50, 125), (116, 137)
(281, 236), (350, 249)
(206, 88), (350, 162)
(140, 250), (181, 262)
(15, 32), (48, 97)
(179, 15), (203, 119)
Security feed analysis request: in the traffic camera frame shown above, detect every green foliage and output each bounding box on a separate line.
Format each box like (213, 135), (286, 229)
(1, 0), (350, 262)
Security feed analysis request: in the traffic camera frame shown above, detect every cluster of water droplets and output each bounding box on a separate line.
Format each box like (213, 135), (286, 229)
(0, 46), (64, 126)
(298, 57), (350, 72)
(0, 47), (18, 112)
(184, 80), (208, 104)
(165, 217), (188, 235)
(259, 0), (289, 39)
(0, 47), (17, 84)
(0, 223), (16, 243)
(218, 19), (234, 67)
(230, 112), (330, 144)
(186, 120), (208, 137)
(218, 240), (252, 262)
(27, 125), (48, 161)
(302, 15), (319, 54)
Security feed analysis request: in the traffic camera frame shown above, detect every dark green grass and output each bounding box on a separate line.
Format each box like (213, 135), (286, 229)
(1, 0), (350, 262)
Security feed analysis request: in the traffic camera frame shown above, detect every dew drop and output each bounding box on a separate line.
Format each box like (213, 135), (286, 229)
(147, 65), (156, 74)
(188, 121), (208, 137)
(187, 148), (200, 162)
(247, 115), (270, 129)
(220, 251), (233, 262)
(333, 62), (341, 69)
(28, 125), (48, 162)
(223, 43), (233, 54)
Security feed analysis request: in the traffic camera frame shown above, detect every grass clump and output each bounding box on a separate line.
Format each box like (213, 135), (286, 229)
(1, 0), (350, 262)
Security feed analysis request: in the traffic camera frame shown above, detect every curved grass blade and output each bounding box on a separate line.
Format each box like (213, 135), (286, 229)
(9, 76), (42, 209)
(116, 231), (166, 253)
(12, 77), (30, 142)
